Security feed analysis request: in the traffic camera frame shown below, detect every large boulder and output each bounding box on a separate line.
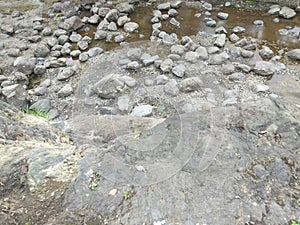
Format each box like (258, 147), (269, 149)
(279, 6), (296, 19)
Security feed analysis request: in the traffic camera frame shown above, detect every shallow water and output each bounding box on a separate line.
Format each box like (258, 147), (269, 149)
(78, 5), (300, 51)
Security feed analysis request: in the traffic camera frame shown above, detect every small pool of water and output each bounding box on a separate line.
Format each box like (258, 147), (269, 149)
(78, 5), (300, 51)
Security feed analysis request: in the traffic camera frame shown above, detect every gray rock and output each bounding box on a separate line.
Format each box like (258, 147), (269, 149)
(117, 95), (130, 111)
(202, 2), (212, 11)
(255, 84), (269, 92)
(168, 9), (178, 17)
(77, 41), (89, 51)
(279, 6), (296, 19)
(208, 54), (225, 65)
(229, 33), (240, 43)
(98, 20), (109, 30)
(117, 16), (130, 27)
(126, 61), (140, 70)
(208, 46), (221, 54)
(123, 75), (136, 88)
(2, 84), (27, 107)
(79, 53), (89, 62)
(286, 49), (300, 60)
(94, 30), (107, 40)
(157, 2), (171, 10)
(88, 14), (100, 24)
(214, 34), (226, 48)
(241, 49), (254, 58)
(170, 18), (180, 27)
(61, 43), (72, 55)
(205, 19), (217, 27)
(253, 61), (275, 76)
(127, 48), (142, 61)
(58, 34), (69, 45)
(268, 7), (280, 15)
(41, 27), (52, 36)
(105, 9), (119, 22)
(1, 24), (14, 34)
(172, 64), (186, 78)
(217, 12), (229, 20)
(44, 37), (58, 47)
(152, 22), (162, 30)
(221, 64), (235, 75)
(232, 26), (246, 34)
(87, 47), (103, 57)
(215, 26), (227, 34)
(131, 105), (153, 117)
(180, 77), (202, 92)
(259, 46), (274, 59)
(34, 64), (46, 75)
(69, 33), (82, 42)
(143, 55), (160, 66)
(160, 58), (173, 73)
(32, 43), (50, 58)
(156, 75), (169, 85)
(57, 67), (75, 81)
(171, 0), (183, 8)
(13, 54), (36, 75)
(57, 84), (73, 97)
(236, 63), (252, 73)
(235, 38), (248, 47)
(98, 7), (110, 17)
(253, 20), (264, 25)
(70, 50), (81, 57)
(170, 45), (185, 55)
(59, 16), (84, 31)
(196, 46), (209, 60)
(228, 72), (245, 81)
(164, 79), (179, 96)
(116, 2), (133, 13)
(108, 22), (117, 31)
(124, 22), (139, 33)
(7, 48), (21, 57)
(29, 99), (51, 113)
(93, 74), (124, 99)
(185, 51), (199, 63)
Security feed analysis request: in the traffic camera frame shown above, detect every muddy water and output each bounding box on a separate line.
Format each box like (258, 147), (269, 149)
(79, 5), (300, 51)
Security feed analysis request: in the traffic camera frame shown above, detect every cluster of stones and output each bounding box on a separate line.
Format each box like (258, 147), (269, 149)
(0, 0), (300, 121)
(88, 2), (140, 43)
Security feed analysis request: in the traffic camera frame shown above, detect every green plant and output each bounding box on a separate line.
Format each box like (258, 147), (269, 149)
(123, 191), (131, 200)
(235, 153), (241, 159)
(291, 220), (300, 225)
(23, 107), (49, 119)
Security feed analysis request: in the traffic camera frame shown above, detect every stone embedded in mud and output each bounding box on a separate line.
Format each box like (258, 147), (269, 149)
(259, 46), (274, 59)
(221, 63), (235, 75)
(88, 14), (100, 24)
(98, 7), (110, 17)
(59, 16), (84, 31)
(185, 51), (200, 63)
(124, 22), (139, 33)
(116, 2), (134, 13)
(164, 79), (179, 96)
(29, 98), (51, 113)
(13, 54), (36, 75)
(94, 30), (107, 40)
(232, 26), (246, 34)
(172, 64), (186, 78)
(241, 49), (254, 58)
(217, 12), (229, 20)
(57, 67), (75, 81)
(196, 46), (209, 60)
(92, 74), (125, 99)
(105, 9), (119, 22)
(157, 2), (171, 10)
(57, 83), (73, 97)
(170, 45), (185, 55)
(131, 105), (153, 117)
(279, 6), (296, 19)
(268, 7), (280, 15)
(79, 52), (89, 62)
(32, 43), (50, 58)
(117, 15), (130, 27)
(253, 20), (264, 26)
(180, 77), (203, 92)
(229, 33), (239, 43)
(286, 49), (300, 60)
(255, 84), (269, 92)
(160, 58), (174, 73)
(214, 34), (226, 48)
(168, 9), (178, 17)
(253, 61), (275, 76)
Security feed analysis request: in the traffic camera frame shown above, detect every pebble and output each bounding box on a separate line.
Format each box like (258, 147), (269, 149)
(131, 105), (153, 117)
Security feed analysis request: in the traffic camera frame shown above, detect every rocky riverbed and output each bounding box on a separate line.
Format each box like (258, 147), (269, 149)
(0, 0), (300, 224)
